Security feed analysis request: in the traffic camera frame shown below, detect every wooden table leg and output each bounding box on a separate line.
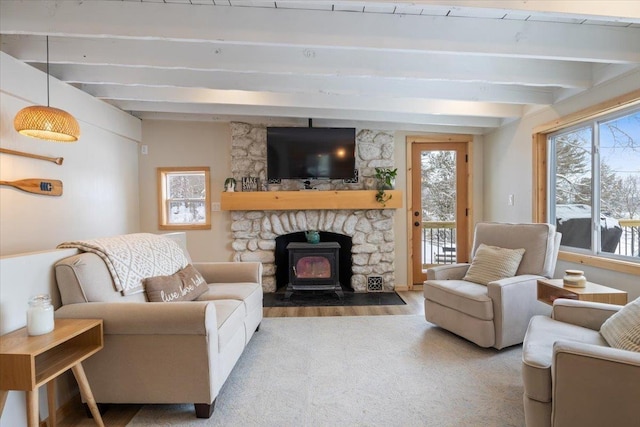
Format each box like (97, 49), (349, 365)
(71, 363), (104, 427)
(47, 380), (56, 427)
(26, 389), (39, 427)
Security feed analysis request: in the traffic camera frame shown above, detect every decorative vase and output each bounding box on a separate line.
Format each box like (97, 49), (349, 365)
(563, 270), (587, 288)
(305, 230), (320, 244)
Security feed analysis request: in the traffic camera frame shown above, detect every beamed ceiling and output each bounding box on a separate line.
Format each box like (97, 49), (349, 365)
(1, 0), (640, 134)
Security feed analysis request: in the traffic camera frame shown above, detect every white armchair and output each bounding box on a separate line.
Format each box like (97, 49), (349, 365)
(522, 299), (640, 427)
(423, 222), (561, 349)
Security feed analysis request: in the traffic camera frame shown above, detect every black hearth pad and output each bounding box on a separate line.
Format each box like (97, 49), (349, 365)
(263, 291), (406, 307)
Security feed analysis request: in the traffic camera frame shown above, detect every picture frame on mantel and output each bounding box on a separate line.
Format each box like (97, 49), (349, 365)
(242, 177), (259, 192)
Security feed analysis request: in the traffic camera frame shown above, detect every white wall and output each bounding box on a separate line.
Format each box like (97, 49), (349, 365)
(0, 52), (141, 427)
(483, 68), (640, 299)
(138, 120), (234, 262)
(0, 52), (142, 254)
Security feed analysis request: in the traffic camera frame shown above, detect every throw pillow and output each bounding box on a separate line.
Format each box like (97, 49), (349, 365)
(462, 243), (526, 286)
(600, 297), (640, 352)
(144, 264), (207, 302)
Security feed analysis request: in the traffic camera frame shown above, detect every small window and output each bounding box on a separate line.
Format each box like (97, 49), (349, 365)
(157, 167), (210, 230)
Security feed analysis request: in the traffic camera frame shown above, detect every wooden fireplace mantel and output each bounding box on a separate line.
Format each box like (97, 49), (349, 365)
(220, 190), (402, 211)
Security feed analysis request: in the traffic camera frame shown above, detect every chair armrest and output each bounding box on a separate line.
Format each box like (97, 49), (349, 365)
(55, 301), (217, 335)
(551, 299), (621, 331)
(426, 263), (470, 280)
(552, 340), (640, 427)
(488, 275), (549, 349)
(193, 261), (262, 284)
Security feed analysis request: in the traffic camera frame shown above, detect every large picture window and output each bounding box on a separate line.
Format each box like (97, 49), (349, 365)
(546, 106), (640, 263)
(158, 167), (211, 230)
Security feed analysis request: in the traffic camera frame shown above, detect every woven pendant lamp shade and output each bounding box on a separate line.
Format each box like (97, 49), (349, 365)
(14, 105), (80, 142)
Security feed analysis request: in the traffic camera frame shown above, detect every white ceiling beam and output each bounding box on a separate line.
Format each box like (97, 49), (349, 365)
(361, 1), (640, 22)
(52, 64), (555, 105)
(2, 1), (638, 63)
(110, 99), (501, 129)
(130, 111), (486, 134)
(85, 85), (524, 118)
(0, 35), (593, 89)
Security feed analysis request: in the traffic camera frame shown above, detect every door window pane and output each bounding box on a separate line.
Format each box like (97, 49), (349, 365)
(421, 150), (457, 265)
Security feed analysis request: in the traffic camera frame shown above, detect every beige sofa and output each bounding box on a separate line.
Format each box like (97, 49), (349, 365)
(53, 239), (263, 419)
(522, 299), (640, 427)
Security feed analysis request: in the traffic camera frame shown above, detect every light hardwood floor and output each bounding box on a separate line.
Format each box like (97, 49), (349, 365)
(55, 290), (424, 427)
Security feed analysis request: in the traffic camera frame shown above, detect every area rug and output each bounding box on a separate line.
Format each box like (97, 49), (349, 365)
(263, 291), (406, 307)
(127, 315), (524, 427)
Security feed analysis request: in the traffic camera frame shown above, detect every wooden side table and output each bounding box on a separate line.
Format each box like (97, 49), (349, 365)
(0, 318), (104, 427)
(537, 278), (628, 306)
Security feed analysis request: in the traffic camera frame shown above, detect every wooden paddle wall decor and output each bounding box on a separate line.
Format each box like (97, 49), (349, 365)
(0, 148), (64, 165)
(0, 179), (63, 196)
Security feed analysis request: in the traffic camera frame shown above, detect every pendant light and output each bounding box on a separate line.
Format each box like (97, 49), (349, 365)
(13, 36), (80, 142)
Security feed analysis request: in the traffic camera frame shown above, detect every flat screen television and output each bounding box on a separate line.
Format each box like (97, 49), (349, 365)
(267, 127), (356, 180)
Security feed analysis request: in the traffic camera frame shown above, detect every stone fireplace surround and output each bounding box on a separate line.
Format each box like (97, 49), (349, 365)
(229, 122), (396, 293)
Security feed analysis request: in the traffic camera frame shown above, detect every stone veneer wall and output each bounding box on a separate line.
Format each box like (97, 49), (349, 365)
(229, 122), (396, 292)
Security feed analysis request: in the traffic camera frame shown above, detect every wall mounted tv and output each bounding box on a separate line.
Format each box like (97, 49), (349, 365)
(266, 127), (356, 180)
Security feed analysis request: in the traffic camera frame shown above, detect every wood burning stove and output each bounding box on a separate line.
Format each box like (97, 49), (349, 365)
(285, 242), (343, 299)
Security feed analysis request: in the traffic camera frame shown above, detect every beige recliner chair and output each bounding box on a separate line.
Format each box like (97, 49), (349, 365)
(423, 222), (561, 349)
(522, 299), (640, 427)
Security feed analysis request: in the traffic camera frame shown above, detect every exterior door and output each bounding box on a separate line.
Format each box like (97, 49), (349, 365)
(409, 138), (470, 286)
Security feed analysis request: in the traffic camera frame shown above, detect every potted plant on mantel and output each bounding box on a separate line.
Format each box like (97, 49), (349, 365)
(374, 167), (397, 206)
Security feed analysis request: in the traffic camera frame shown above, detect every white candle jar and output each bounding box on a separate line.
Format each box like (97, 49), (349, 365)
(27, 294), (54, 336)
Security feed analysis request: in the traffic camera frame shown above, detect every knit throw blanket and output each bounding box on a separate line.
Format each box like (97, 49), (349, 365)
(58, 233), (188, 295)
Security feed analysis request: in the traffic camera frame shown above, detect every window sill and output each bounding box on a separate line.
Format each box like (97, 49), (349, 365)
(558, 251), (640, 276)
(158, 224), (211, 231)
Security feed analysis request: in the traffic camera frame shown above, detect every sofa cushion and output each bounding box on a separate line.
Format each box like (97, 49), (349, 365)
(423, 279), (493, 320)
(600, 297), (640, 352)
(522, 315), (607, 402)
(213, 299), (246, 353)
(144, 264), (208, 302)
(463, 243), (525, 286)
(198, 282), (263, 314)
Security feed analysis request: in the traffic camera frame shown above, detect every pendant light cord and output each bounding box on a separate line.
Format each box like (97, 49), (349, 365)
(46, 35), (50, 107)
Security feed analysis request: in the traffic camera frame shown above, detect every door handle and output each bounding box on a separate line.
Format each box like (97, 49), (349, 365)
(414, 211), (420, 216)
(414, 221), (420, 227)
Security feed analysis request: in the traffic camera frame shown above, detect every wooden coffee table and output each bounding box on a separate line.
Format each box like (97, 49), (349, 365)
(537, 278), (628, 306)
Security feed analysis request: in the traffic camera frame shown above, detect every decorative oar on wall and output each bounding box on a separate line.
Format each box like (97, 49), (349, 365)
(0, 179), (63, 196)
(0, 148), (63, 165)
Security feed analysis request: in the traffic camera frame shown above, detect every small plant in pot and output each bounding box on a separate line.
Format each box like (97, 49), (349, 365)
(224, 177), (236, 192)
(374, 167), (397, 206)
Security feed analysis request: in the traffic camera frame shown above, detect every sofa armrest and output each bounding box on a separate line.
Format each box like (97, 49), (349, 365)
(55, 301), (217, 335)
(552, 340), (640, 427)
(551, 299), (622, 331)
(193, 261), (262, 285)
(488, 275), (549, 349)
(426, 263), (470, 281)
